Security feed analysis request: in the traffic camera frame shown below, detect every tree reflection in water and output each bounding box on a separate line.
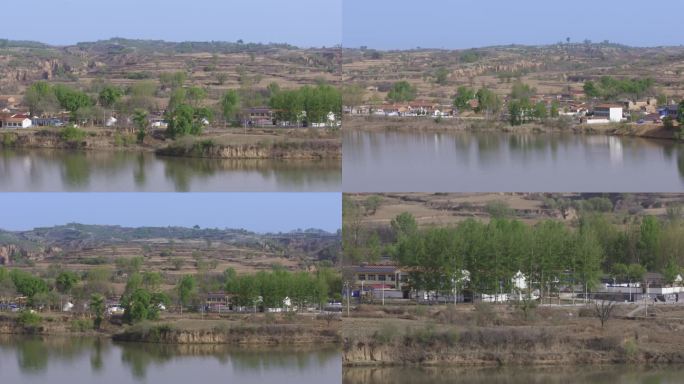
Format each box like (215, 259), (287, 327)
(0, 335), (339, 381)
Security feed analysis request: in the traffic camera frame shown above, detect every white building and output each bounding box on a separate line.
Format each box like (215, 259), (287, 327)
(1, 115), (32, 128)
(593, 105), (623, 123)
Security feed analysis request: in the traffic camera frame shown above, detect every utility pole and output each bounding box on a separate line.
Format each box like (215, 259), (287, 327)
(344, 281), (350, 317)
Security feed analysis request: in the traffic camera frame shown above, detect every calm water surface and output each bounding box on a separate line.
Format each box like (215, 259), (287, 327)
(343, 130), (684, 191)
(0, 335), (341, 384)
(343, 366), (684, 384)
(0, 149), (340, 191)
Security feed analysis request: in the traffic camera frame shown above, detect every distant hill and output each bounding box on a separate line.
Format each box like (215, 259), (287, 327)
(0, 224), (341, 269)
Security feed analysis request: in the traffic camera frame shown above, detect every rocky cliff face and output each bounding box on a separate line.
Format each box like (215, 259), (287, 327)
(0, 245), (22, 265)
(0, 244), (61, 265)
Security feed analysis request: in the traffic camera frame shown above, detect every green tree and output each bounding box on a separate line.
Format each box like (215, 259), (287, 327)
(390, 212), (418, 240)
(638, 216), (661, 270)
(24, 81), (58, 115)
(90, 294), (105, 329)
(387, 81), (417, 103)
(475, 87), (501, 116)
(55, 271), (79, 294)
(165, 104), (205, 138)
(583, 81), (601, 99)
(219, 90), (240, 126)
(132, 109), (148, 143)
(10, 270), (48, 299)
(123, 288), (152, 323)
(533, 102), (548, 120)
(98, 85), (123, 108)
(177, 275), (196, 314)
(186, 86), (207, 107)
(550, 101), (560, 117)
(663, 259), (682, 285)
(453, 86), (475, 111)
(53, 85), (94, 116)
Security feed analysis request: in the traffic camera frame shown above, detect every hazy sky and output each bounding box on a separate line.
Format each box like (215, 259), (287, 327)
(343, 0), (684, 49)
(2, 0), (341, 47)
(0, 193), (341, 232)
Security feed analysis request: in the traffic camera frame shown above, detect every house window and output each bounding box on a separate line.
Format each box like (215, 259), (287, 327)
(389, 275), (395, 281)
(367, 274), (376, 281)
(358, 274), (365, 281)
(378, 275), (386, 281)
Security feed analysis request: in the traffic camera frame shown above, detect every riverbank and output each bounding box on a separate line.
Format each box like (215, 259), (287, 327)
(345, 115), (681, 141)
(0, 126), (341, 159)
(342, 304), (684, 367)
(0, 312), (342, 345)
(156, 136), (341, 159)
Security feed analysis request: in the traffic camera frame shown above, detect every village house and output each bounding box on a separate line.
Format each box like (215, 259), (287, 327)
(590, 104), (624, 123)
(0, 113), (32, 128)
(242, 107), (274, 126)
(658, 105), (679, 119)
(623, 98), (658, 114)
(205, 292), (234, 312)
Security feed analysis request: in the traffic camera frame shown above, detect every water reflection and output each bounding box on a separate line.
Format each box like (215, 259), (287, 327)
(343, 130), (684, 191)
(343, 366), (684, 384)
(0, 335), (340, 383)
(0, 149), (340, 191)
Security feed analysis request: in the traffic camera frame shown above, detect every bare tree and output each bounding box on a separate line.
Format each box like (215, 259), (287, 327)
(593, 300), (617, 328)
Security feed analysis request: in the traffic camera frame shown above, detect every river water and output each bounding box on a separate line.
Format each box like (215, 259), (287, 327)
(0, 335), (341, 384)
(343, 366), (684, 384)
(0, 149), (340, 192)
(343, 130), (684, 191)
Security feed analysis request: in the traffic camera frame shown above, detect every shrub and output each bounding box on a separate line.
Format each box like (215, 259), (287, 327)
(70, 319), (94, 332)
(60, 125), (86, 142)
(622, 339), (639, 360)
(114, 132), (136, 147)
(372, 323), (397, 344)
(2, 132), (17, 147)
(17, 311), (42, 328)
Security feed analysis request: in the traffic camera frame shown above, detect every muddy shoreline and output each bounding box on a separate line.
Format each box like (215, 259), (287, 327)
(1, 128), (341, 159)
(345, 115), (680, 141)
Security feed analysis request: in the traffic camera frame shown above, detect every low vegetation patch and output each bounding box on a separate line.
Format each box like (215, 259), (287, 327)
(59, 125), (87, 142)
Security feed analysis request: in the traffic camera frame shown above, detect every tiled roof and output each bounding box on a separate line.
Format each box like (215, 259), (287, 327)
(354, 265), (400, 274)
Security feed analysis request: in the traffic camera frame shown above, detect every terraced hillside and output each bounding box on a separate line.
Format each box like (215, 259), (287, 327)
(0, 224), (341, 274)
(343, 44), (684, 104)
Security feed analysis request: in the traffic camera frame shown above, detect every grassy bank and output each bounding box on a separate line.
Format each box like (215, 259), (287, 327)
(0, 311), (342, 345)
(342, 304), (684, 367)
(156, 136), (341, 159)
(345, 115), (682, 141)
(0, 126), (342, 159)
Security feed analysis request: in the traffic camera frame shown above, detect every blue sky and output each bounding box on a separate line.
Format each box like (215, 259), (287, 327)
(0, 193), (341, 232)
(343, 0), (684, 49)
(2, 0), (341, 47)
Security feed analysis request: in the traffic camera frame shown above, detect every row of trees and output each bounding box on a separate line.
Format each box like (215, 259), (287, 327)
(385, 212), (684, 300)
(1, 264), (342, 322)
(453, 86), (502, 116)
(23, 73), (341, 138)
(225, 268), (341, 310)
(506, 82), (560, 125)
(584, 76), (654, 101)
(269, 84), (342, 125)
(391, 216), (603, 301)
